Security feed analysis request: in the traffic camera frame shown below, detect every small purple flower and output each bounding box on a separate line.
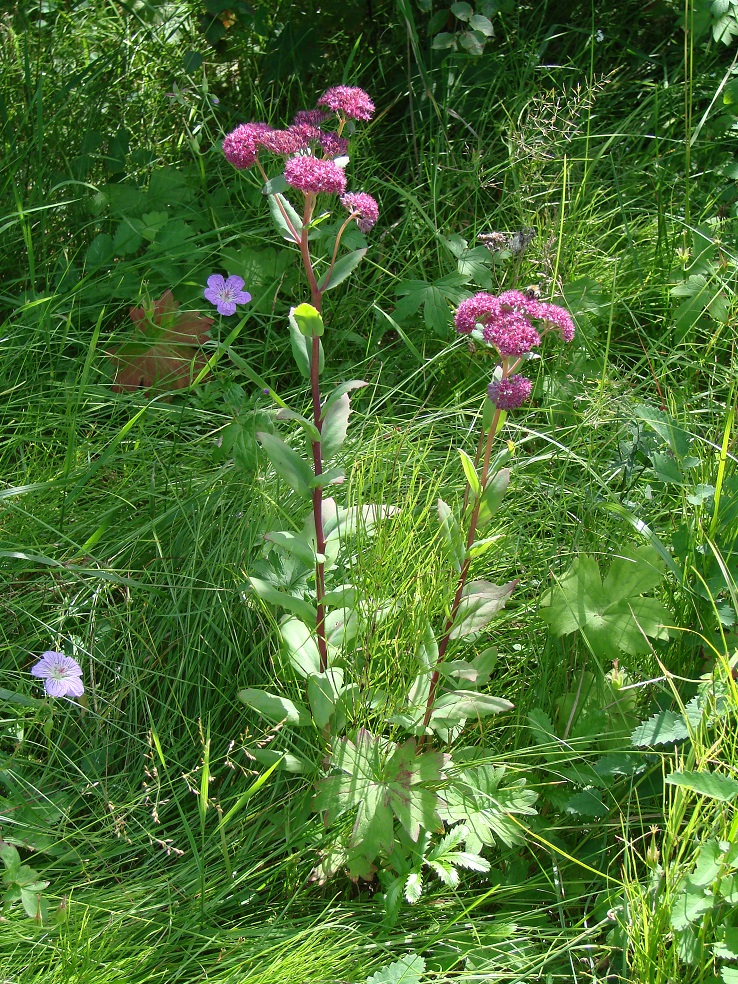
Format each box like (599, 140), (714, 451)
(260, 127), (313, 156)
(31, 651), (84, 698)
(319, 132), (349, 159)
(317, 86), (375, 121)
(487, 375), (533, 410)
(339, 191), (379, 232)
(531, 301), (576, 343)
(454, 293), (501, 335)
(204, 275), (251, 317)
(284, 156), (347, 195)
(483, 312), (541, 357)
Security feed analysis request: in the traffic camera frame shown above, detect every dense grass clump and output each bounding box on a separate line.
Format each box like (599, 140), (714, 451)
(2, 1), (737, 982)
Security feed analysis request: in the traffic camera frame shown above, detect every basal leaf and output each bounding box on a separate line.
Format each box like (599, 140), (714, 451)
(430, 690), (513, 725)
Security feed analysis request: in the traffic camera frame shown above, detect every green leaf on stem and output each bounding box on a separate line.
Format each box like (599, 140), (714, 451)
(275, 408), (322, 444)
(458, 449), (481, 498)
(279, 616), (321, 677)
(321, 380), (367, 419)
(325, 607), (358, 650)
(467, 533), (503, 558)
(321, 394), (352, 461)
(256, 431), (313, 497)
(262, 175), (289, 195)
(237, 688), (312, 726)
(449, 579), (516, 639)
(263, 530), (316, 568)
(310, 466), (346, 488)
(476, 469), (510, 526)
(290, 302), (325, 338)
(248, 575), (317, 624)
(307, 671), (342, 729)
(268, 193), (302, 242)
(437, 498), (465, 573)
(430, 690), (513, 726)
(288, 316), (325, 379)
(318, 248), (367, 292)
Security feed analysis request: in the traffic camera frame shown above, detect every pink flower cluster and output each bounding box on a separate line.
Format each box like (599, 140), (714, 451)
(222, 86), (379, 221)
(340, 192), (379, 232)
(454, 290), (575, 355)
(454, 290), (575, 411)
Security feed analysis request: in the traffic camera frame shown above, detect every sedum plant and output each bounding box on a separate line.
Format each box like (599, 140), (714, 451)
(218, 85), (575, 917)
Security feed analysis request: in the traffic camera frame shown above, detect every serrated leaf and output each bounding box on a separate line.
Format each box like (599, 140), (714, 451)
(319, 248), (367, 291)
(256, 431), (312, 497)
(714, 927), (738, 961)
(670, 884), (715, 930)
(366, 953), (426, 984)
(237, 688), (311, 726)
(631, 709), (689, 747)
(404, 871), (423, 903)
(268, 193), (302, 242)
(450, 579), (515, 639)
(666, 770), (738, 802)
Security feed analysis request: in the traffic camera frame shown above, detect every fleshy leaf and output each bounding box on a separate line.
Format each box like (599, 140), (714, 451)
(430, 690), (513, 725)
(248, 575), (317, 624)
(237, 688), (311, 726)
(256, 431), (313, 497)
(268, 193), (302, 242)
(288, 314), (324, 378)
(476, 468), (510, 526)
(279, 616), (321, 677)
(321, 393), (352, 461)
(319, 249), (367, 291)
(437, 498), (465, 573)
(290, 302), (325, 338)
(449, 579), (515, 639)
(321, 380), (367, 419)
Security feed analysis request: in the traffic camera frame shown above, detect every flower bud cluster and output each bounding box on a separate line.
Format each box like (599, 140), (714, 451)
(455, 290), (575, 409)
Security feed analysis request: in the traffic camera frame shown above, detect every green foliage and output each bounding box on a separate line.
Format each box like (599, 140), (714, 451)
(539, 545), (672, 661)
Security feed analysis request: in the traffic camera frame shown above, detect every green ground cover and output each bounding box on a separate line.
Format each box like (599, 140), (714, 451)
(2, 1), (738, 981)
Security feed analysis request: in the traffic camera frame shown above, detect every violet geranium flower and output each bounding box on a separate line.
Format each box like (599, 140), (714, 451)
(31, 651), (84, 698)
(204, 275), (251, 317)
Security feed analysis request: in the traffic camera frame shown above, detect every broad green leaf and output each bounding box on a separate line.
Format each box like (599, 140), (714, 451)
(321, 393), (351, 461)
(237, 688), (311, 726)
(268, 193), (302, 242)
(666, 770), (738, 802)
(469, 13), (494, 35)
(310, 465), (346, 488)
(256, 431), (312, 497)
(450, 1), (472, 21)
(714, 928), (738, 961)
(430, 690), (513, 725)
(467, 533), (503, 558)
(275, 408), (321, 444)
(248, 575), (317, 624)
(319, 249), (367, 291)
(325, 607), (358, 650)
(320, 380), (367, 419)
(449, 579), (515, 639)
(439, 764), (537, 852)
(307, 673), (337, 729)
(539, 548), (672, 660)
(322, 583), (357, 607)
(247, 747), (307, 773)
(438, 498), (465, 573)
(279, 616), (321, 676)
(458, 448), (481, 497)
(670, 884), (715, 930)
(290, 302), (324, 338)
(262, 175), (289, 195)
(263, 530), (316, 568)
(476, 469), (510, 526)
